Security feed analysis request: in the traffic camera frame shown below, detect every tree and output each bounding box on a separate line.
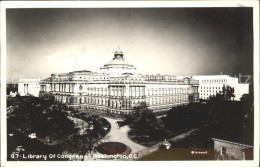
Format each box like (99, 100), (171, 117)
(125, 102), (164, 131)
(208, 85), (235, 102)
(209, 93), (225, 102)
(65, 134), (96, 155)
(164, 105), (190, 132)
(240, 93), (254, 145)
(6, 84), (18, 95)
(222, 85), (235, 101)
(240, 93), (253, 112)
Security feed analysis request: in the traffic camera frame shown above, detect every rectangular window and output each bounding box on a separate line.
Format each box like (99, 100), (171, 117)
(221, 147), (226, 155)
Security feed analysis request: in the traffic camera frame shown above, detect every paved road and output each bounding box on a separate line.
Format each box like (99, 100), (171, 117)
(101, 117), (147, 154)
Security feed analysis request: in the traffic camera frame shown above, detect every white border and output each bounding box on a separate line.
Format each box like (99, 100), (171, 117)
(1, 1), (259, 167)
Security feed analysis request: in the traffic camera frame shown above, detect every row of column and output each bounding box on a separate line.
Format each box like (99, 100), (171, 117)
(108, 86), (146, 98)
(24, 84), (29, 94)
(109, 86), (125, 97)
(59, 94), (140, 110)
(109, 99), (138, 109)
(51, 84), (198, 100)
(130, 86), (145, 97)
(51, 83), (73, 92)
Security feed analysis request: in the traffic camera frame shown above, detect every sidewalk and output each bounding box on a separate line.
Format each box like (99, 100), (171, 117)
(101, 117), (147, 154)
(168, 128), (199, 143)
(130, 128), (199, 160)
(84, 114), (199, 161)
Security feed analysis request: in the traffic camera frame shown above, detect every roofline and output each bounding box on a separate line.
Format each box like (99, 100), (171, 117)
(191, 75), (232, 77)
(212, 138), (253, 148)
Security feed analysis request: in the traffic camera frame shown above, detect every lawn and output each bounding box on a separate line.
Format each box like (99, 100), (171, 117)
(139, 147), (214, 160)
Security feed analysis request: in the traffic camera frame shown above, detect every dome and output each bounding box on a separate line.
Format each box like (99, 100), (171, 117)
(115, 49), (123, 54)
(114, 46), (124, 56)
(105, 58), (133, 67)
(100, 47), (137, 75)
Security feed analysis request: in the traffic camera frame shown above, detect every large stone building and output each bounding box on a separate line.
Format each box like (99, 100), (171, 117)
(18, 79), (41, 97)
(187, 75), (249, 101)
(39, 48), (199, 115)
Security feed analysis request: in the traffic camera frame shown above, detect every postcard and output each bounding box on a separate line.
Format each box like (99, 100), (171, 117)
(1, 1), (259, 167)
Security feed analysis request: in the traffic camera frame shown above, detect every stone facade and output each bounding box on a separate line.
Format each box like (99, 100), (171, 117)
(18, 79), (41, 97)
(212, 138), (253, 160)
(39, 48), (199, 115)
(190, 75), (249, 101)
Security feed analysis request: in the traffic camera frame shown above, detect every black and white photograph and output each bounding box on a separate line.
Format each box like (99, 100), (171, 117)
(1, 1), (259, 167)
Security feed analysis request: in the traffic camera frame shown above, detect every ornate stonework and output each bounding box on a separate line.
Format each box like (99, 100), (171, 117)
(40, 48), (199, 115)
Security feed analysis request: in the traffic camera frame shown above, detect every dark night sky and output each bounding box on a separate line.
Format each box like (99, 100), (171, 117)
(6, 8), (253, 83)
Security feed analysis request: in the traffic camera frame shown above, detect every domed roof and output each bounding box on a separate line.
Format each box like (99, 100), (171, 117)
(114, 46), (124, 55)
(115, 49), (123, 54)
(105, 58), (134, 67)
(100, 47), (137, 75)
